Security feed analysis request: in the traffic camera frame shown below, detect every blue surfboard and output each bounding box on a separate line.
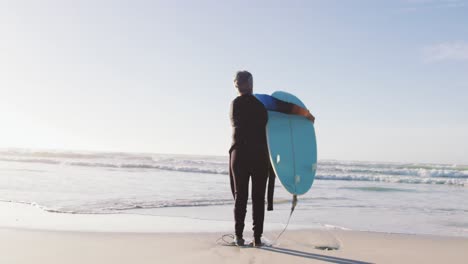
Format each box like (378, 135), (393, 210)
(265, 91), (317, 195)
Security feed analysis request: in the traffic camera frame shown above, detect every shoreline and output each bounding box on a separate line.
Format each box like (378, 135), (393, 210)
(2, 200), (467, 238)
(0, 201), (314, 233)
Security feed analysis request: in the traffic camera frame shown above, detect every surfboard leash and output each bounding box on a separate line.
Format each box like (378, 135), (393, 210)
(273, 194), (298, 245)
(216, 233), (238, 246)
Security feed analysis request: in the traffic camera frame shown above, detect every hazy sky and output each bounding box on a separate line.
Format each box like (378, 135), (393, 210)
(0, 0), (467, 164)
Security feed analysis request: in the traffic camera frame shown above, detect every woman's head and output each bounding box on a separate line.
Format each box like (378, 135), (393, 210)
(233, 70), (253, 95)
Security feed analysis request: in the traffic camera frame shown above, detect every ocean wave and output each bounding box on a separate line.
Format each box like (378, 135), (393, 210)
(319, 166), (468, 178)
(68, 162), (120, 168)
(0, 149), (154, 161)
(316, 174), (467, 186)
(339, 186), (416, 192)
(2, 158), (466, 186)
(0, 157), (61, 164)
(1, 149), (467, 186)
(119, 163), (228, 175)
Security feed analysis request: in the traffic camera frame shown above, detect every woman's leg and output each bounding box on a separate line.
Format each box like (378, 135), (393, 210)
(230, 149), (250, 238)
(251, 151), (269, 239)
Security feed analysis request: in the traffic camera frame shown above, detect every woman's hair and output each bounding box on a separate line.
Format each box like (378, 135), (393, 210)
(233, 70), (253, 94)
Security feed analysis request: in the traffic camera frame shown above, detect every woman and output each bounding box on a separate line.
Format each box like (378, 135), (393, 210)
(229, 70), (314, 247)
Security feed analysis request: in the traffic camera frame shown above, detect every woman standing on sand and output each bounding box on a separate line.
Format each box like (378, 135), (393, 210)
(229, 70), (314, 247)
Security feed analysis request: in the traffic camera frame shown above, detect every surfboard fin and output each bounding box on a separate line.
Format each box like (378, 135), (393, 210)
(312, 163), (317, 171)
(295, 175), (301, 184)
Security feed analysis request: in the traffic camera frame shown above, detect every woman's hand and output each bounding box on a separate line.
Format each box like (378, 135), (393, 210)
(306, 111), (315, 123)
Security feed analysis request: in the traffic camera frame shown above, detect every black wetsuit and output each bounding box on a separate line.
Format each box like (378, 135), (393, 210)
(229, 93), (293, 239)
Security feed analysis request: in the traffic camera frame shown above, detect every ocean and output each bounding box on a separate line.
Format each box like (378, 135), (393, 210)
(0, 149), (467, 237)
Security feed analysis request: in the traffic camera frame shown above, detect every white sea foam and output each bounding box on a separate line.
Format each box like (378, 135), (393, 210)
(0, 198), (237, 214)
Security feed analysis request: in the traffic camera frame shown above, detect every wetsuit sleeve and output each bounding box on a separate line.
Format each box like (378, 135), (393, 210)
(254, 94), (294, 114)
(230, 99), (240, 127)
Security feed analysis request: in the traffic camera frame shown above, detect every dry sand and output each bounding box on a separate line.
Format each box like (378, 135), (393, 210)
(1, 227), (467, 264)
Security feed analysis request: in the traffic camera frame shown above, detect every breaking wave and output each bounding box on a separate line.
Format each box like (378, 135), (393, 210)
(0, 149), (467, 186)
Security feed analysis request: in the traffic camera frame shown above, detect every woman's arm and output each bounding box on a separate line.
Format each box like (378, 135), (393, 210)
(255, 94), (315, 123)
(289, 104), (315, 123)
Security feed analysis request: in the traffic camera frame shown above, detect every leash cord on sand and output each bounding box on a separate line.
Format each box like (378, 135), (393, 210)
(216, 234), (236, 246)
(273, 194), (297, 245)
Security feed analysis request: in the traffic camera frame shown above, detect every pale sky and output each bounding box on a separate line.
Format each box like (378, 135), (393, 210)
(0, 0), (467, 164)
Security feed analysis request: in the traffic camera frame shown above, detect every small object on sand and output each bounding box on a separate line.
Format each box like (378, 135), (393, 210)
(315, 245), (339, 251)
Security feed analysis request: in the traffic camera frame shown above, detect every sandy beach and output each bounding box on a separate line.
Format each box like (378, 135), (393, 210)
(2, 228), (467, 264)
(1, 202), (468, 264)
